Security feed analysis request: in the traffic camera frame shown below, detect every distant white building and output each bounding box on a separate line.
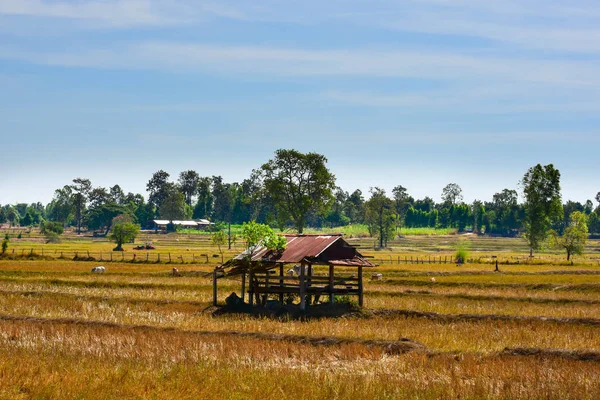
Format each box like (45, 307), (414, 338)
(152, 219), (214, 230)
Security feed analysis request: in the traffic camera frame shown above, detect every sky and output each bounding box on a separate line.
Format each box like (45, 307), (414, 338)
(0, 0), (599, 206)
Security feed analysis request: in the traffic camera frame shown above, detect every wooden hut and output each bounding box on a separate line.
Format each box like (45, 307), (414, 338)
(213, 234), (374, 310)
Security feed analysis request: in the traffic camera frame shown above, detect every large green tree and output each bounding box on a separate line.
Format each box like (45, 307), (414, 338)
(71, 178), (92, 234)
(522, 164), (563, 253)
(178, 170), (200, 206)
(146, 170), (171, 209)
(550, 211), (588, 260)
(109, 216), (140, 251)
(159, 190), (189, 222)
(365, 187), (396, 248)
(261, 149), (336, 233)
(441, 183), (463, 205)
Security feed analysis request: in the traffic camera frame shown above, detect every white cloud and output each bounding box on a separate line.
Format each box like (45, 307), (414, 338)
(1, 41), (599, 89)
(0, 0), (246, 27)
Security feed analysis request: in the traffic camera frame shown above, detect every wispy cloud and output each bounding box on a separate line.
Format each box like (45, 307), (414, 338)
(0, 0), (246, 27)
(1, 41), (599, 89)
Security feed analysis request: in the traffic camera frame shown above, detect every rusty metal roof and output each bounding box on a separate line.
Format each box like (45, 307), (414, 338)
(224, 234), (374, 272)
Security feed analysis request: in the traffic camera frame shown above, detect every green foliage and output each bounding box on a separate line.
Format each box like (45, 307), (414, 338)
(441, 183), (463, 205)
(550, 211), (588, 260)
(241, 221), (287, 258)
(109, 217), (140, 251)
(86, 203), (133, 233)
(261, 149), (336, 233)
(522, 164), (562, 251)
(159, 190), (189, 221)
(455, 240), (470, 263)
(40, 220), (64, 236)
(1, 238), (7, 254)
(212, 230), (227, 254)
(364, 188), (396, 248)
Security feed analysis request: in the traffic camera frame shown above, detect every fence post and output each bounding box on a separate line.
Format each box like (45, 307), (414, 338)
(158, 254), (161, 262)
(110, 252), (112, 261)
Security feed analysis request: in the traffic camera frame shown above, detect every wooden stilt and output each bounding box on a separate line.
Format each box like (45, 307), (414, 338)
(299, 263), (306, 311)
(248, 270), (254, 306)
(358, 266), (364, 307)
(212, 270), (218, 306)
(241, 273), (246, 300)
(279, 264), (284, 303)
(329, 265), (335, 305)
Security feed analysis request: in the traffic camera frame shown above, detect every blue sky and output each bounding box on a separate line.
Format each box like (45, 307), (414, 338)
(0, 0), (599, 205)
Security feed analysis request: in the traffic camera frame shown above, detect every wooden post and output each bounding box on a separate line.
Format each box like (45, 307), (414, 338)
(358, 266), (364, 307)
(241, 273), (246, 300)
(329, 265), (335, 305)
(110, 252), (112, 261)
(306, 263), (313, 305)
(212, 269), (218, 306)
(299, 263), (306, 311)
(249, 270), (254, 306)
(279, 264), (284, 304)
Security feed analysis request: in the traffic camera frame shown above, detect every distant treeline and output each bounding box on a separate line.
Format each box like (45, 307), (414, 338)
(1, 149), (599, 239)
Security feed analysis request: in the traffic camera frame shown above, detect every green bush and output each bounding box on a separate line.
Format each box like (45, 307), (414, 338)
(1, 239), (8, 254)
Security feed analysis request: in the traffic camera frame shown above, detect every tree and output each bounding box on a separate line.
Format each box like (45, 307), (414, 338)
(596, 192), (600, 205)
(240, 221), (287, 262)
(47, 186), (74, 227)
(193, 177), (213, 219)
(159, 190), (189, 222)
(40, 220), (64, 243)
(86, 203), (132, 234)
(88, 187), (110, 209)
(109, 185), (125, 204)
(522, 164), (562, 253)
(71, 178), (92, 234)
(344, 189), (365, 223)
(550, 211), (588, 260)
(109, 217), (140, 251)
(261, 149), (336, 233)
(364, 188), (396, 248)
(178, 170), (200, 206)
(6, 207), (19, 227)
(211, 176), (233, 222)
(212, 230), (227, 262)
(392, 185), (412, 227)
(471, 200), (485, 233)
(441, 183), (463, 205)
(146, 170), (171, 208)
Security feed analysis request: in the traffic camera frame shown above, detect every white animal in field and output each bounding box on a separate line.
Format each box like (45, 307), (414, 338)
(290, 265), (315, 276)
(91, 266), (106, 273)
(430, 277), (436, 282)
(172, 267), (181, 277)
(286, 268), (295, 276)
(371, 273), (383, 280)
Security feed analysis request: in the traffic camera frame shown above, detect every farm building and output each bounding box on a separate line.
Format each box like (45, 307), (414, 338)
(153, 219), (213, 231)
(213, 234), (374, 310)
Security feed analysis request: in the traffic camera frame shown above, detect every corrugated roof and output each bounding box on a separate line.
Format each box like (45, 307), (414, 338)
(226, 234), (373, 269)
(153, 220), (199, 226)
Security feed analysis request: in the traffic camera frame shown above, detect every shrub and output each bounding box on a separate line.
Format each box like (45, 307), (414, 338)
(1, 239), (7, 254)
(455, 241), (469, 264)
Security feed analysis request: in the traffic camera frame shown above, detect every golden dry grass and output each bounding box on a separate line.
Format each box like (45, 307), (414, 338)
(0, 257), (599, 399)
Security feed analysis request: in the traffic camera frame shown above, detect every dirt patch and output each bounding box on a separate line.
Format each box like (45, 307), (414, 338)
(501, 347), (600, 363)
(369, 308), (600, 326)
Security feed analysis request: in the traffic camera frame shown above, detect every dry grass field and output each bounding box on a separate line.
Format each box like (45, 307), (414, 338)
(0, 234), (599, 398)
